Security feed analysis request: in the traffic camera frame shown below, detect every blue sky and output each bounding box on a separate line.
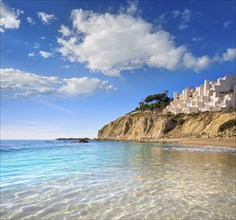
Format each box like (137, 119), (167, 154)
(1, 0), (235, 139)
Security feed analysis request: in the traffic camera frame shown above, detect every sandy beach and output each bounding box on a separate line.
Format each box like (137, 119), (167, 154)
(162, 137), (236, 148)
(97, 137), (236, 148)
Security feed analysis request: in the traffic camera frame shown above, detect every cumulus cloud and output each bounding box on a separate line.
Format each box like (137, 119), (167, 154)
(1, 68), (115, 98)
(0, 2), (22, 32)
(58, 24), (71, 37)
(212, 48), (236, 62)
(59, 77), (114, 96)
(37, 12), (57, 25)
(119, 0), (140, 15)
(57, 7), (235, 76)
(221, 48), (236, 61)
(27, 17), (36, 25)
(39, 51), (53, 58)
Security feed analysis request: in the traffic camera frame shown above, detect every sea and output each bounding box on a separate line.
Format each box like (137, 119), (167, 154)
(0, 140), (236, 219)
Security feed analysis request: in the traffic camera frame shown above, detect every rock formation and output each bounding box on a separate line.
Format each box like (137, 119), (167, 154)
(97, 111), (236, 142)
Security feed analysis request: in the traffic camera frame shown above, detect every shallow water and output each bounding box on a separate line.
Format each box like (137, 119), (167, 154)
(1, 140), (235, 219)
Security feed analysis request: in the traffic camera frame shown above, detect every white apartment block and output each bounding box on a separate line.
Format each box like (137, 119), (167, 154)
(164, 74), (236, 114)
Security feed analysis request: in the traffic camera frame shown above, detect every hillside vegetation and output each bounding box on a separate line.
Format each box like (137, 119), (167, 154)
(134, 91), (172, 112)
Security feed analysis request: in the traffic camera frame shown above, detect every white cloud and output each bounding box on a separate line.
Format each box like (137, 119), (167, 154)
(14, 9), (24, 16)
(39, 51), (53, 58)
(212, 48), (236, 62)
(223, 20), (233, 29)
(172, 10), (180, 18)
(182, 53), (211, 72)
(119, 0), (139, 15)
(181, 9), (191, 23)
(126, 0), (138, 15)
(192, 37), (203, 42)
(57, 7), (235, 76)
(58, 24), (71, 37)
(177, 9), (192, 30)
(37, 12), (57, 25)
(158, 8), (192, 30)
(222, 48), (236, 61)
(1, 68), (115, 97)
(178, 23), (188, 30)
(0, 2), (22, 32)
(27, 16), (36, 25)
(59, 77), (114, 96)
(63, 65), (72, 68)
(61, 65), (76, 69)
(28, 52), (35, 58)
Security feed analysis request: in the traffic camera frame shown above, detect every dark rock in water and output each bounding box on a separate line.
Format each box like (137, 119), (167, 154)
(79, 139), (89, 143)
(56, 138), (90, 143)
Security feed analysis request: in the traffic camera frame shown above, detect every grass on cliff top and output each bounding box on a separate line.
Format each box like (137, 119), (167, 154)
(127, 110), (207, 118)
(126, 110), (234, 120)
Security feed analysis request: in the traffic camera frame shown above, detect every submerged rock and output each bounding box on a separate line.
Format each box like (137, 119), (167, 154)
(79, 138), (89, 143)
(56, 138), (90, 143)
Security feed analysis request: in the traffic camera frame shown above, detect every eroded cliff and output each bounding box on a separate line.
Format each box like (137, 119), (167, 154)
(97, 111), (236, 142)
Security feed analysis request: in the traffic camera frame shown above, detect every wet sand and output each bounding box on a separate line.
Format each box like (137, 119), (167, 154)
(97, 137), (236, 148)
(165, 137), (236, 148)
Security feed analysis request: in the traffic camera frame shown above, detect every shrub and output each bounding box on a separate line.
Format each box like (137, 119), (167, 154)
(189, 112), (200, 117)
(166, 112), (174, 117)
(230, 107), (236, 112)
(177, 118), (185, 125)
(218, 119), (236, 132)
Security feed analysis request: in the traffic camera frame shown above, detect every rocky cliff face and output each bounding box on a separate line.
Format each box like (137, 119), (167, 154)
(97, 111), (236, 142)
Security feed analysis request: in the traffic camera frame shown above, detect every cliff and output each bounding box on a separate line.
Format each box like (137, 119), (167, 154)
(97, 111), (236, 143)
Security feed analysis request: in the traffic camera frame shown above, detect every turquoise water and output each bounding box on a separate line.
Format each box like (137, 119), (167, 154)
(1, 140), (236, 219)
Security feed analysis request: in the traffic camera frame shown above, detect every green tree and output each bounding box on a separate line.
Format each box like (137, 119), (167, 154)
(144, 95), (154, 103)
(136, 91), (171, 111)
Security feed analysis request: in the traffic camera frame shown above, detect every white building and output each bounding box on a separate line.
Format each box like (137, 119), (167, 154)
(164, 74), (236, 114)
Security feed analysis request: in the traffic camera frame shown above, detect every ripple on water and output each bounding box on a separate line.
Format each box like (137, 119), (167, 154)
(0, 140), (235, 219)
(171, 145), (236, 153)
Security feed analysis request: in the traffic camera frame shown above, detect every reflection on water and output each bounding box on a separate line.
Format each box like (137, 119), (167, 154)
(0, 140), (235, 219)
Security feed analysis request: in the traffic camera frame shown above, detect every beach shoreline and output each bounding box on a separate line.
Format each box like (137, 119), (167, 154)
(161, 137), (236, 148)
(97, 137), (236, 148)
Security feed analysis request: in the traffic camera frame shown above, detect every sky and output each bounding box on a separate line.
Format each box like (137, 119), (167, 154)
(1, 0), (235, 139)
